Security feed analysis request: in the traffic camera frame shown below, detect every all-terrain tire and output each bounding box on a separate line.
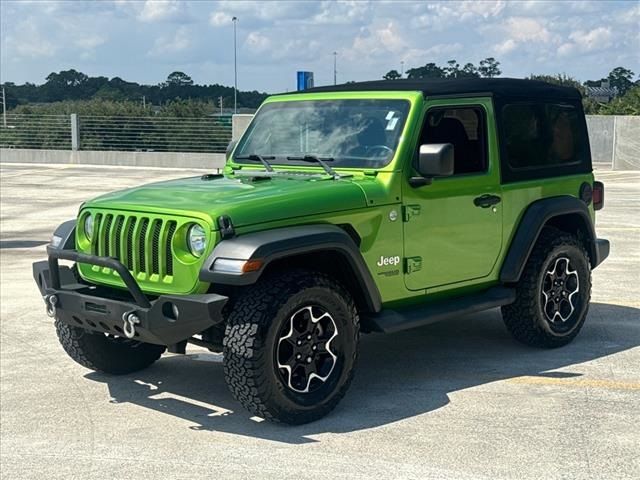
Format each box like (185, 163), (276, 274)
(223, 269), (359, 424)
(502, 227), (592, 348)
(55, 319), (166, 374)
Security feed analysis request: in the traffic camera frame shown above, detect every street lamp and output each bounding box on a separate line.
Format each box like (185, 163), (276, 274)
(333, 51), (337, 85)
(400, 61), (404, 77)
(232, 16), (238, 114)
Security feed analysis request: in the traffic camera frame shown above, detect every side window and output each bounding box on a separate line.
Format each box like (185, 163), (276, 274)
(420, 107), (487, 175)
(502, 102), (586, 169)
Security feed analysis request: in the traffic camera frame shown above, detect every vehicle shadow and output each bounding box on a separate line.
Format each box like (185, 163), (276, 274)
(85, 302), (639, 444)
(0, 239), (49, 249)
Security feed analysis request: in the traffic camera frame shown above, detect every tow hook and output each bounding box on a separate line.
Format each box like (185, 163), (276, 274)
(45, 294), (58, 318)
(122, 311), (140, 339)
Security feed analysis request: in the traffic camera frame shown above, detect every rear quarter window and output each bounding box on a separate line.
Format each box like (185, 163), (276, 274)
(499, 101), (591, 183)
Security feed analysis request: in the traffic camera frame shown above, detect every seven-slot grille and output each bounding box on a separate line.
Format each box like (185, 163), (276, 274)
(90, 213), (178, 280)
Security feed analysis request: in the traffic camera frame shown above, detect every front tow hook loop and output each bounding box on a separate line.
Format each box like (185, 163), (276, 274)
(122, 312), (140, 339)
(45, 294), (58, 318)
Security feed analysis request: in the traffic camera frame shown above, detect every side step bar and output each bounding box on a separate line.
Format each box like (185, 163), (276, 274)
(363, 287), (516, 334)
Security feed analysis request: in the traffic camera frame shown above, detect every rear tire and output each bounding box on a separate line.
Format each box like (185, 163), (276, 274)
(502, 227), (592, 348)
(55, 320), (166, 374)
(223, 269), (359, 424)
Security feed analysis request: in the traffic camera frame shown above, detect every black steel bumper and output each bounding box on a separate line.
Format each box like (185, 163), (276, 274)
(33, 246), (228, 346)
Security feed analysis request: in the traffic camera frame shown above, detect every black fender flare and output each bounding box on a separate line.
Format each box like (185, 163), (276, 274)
(199, 224), (382, 312)
(51, 219), (76, 250)
(500, 196), (598, 284)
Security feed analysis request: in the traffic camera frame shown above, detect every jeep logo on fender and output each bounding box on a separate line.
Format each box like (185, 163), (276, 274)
(377, 255), (401, 267)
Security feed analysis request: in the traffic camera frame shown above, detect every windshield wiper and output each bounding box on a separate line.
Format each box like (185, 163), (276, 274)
(286, 155), (339, 178)
(234, 154), (275, 172)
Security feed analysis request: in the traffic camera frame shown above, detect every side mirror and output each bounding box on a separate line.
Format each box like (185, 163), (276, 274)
(226, 140), (238, 160)
(410, 143), (454, 187)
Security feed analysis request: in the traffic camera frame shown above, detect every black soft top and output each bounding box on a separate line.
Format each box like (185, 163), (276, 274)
(300, 78), (582, 101)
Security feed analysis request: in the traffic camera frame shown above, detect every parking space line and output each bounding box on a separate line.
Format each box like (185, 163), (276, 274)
(507, 376), (640, 390)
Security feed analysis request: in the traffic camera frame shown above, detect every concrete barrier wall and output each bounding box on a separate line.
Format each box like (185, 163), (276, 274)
(0, 148), (226, 170)
(2, 115), (638, 170)
(586, 116), (615, 166)
(613, 116), (640, 170)
(231, 114), (254, 141)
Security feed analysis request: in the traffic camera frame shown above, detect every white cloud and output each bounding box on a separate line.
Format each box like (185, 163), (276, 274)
(312, 1), (371, 25)
(1, 0), (638, 91)
(74, 34), (107, 50)
(3, 20), (57, 58)
(495, 39), (518, 55)
(504, 17), (554, 43)
(209, 11), (232, 27)
(348, 21), (406, 60)
(414, 0), (505, 28)
(148, 26), (191, 56)
(245, 31), (271, 53)
(138, 0), (183, 22)
(557, 27), (613, 57)
(569, 27), (612, 51)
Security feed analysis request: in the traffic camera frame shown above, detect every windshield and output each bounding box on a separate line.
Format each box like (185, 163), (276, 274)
(234, 99), (410, 169)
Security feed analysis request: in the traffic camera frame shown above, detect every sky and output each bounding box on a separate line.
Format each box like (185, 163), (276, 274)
(1, 0), (639, 93)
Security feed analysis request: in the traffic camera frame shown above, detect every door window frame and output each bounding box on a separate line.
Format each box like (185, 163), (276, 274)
(414, 103), (490, 179)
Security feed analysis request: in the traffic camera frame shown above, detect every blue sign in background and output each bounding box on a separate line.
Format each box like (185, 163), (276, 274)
(297, 71), (314, 91)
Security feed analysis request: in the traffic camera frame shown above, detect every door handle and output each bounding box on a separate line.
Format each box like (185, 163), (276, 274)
(474, 194), (501, 208)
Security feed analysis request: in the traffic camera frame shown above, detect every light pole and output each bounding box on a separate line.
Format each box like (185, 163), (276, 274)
(400, 61), (404, 77)
(333, 51), (337, 85)
(1, 86), (6, 128)
(232, 16), (238, 114)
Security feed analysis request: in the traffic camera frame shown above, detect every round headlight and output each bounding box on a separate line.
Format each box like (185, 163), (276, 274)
(84, 215), (94, 240)
(188, 224), (207, 257)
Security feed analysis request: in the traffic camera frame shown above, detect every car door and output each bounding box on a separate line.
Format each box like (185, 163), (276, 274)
(402, 98), (503, 291)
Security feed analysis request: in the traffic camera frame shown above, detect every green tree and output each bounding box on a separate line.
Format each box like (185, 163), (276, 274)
(607, 67), (635, 96)
(164, 71), (194, 87)
(45, 69), (89, 87)
(599, 86), (640, 115)
(478, 57), (501, 78)
(406, 62), (445, 79)
(383, 69), (402, 80)
(444, 60), (461, 78)
(527, 74), (586, 95)
(460, 63), (480, 78)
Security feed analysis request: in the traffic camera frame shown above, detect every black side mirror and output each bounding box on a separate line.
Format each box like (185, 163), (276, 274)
(226, 140), (238, 160)
(410, 143), (454, 187)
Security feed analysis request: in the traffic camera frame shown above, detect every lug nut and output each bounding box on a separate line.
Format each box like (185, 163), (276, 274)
(306, 357), (312, 363)
(306, 334), (312, 340)
(296, 354), (301, 360)
(312, 345), (317, 351)
(297, 340), (302, 346)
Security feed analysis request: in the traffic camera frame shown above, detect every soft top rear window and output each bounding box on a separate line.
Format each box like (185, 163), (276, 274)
(499, 100), (591, 183)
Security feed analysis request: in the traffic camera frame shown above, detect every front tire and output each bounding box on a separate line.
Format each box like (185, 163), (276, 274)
(223, 270), (359, 424)
(55, 320), (166, 374)
(502, 227), (592, 348)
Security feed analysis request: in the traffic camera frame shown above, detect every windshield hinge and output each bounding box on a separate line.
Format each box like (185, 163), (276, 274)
(402, 205), (421, 222)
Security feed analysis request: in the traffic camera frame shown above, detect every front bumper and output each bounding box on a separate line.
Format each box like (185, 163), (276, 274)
(33, 246), (228, 346)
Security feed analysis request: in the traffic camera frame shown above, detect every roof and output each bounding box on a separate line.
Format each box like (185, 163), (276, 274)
(585, 86), (617, 97)
(298, 78), (582, 101)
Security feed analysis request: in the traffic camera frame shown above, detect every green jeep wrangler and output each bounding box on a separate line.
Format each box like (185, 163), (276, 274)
(34, 78), (609, 424)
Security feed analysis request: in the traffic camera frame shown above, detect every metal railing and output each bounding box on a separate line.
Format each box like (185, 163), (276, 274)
(0, 114), (232, 153)
(0, 114), (71, 150)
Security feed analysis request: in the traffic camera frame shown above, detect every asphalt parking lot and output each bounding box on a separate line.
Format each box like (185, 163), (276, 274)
(1, 163), (638, 479)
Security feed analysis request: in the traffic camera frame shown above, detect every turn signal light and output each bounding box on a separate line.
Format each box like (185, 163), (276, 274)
(593, 181), (604, 211)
